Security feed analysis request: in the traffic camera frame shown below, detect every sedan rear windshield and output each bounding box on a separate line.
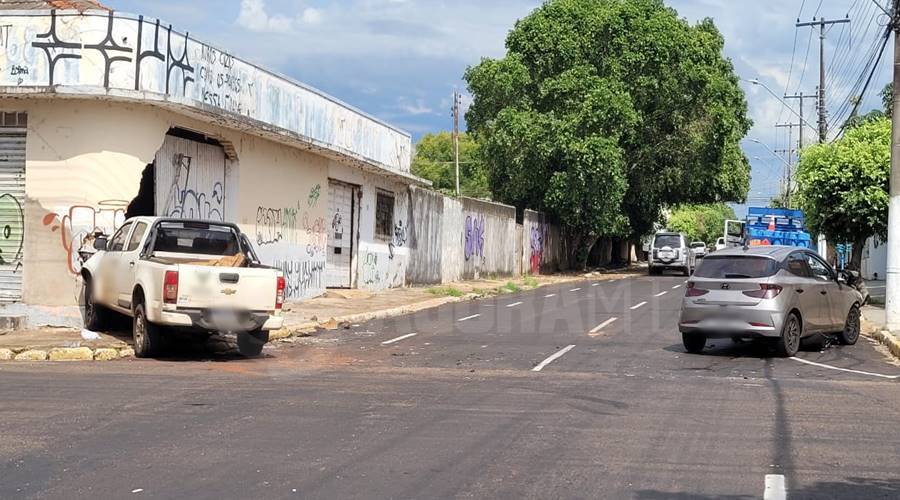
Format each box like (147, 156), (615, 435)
(654, 235), (681, 248)
(693, 256), (779, 279)
(154, 222), (241, 256)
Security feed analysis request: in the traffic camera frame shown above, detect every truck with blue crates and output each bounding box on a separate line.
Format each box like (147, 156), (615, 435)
(743, 207), (813, 249)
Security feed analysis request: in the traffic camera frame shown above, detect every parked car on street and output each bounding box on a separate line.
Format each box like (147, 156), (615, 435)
(80, 217), (285, 358)
(690, 241), (708, 258)
(678, 246), (864, 357)
(714, 237), (727, 252)
(649, 232), (695, 276)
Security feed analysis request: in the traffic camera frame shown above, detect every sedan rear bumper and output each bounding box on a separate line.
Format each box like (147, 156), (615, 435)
(679, 307), (785, 339)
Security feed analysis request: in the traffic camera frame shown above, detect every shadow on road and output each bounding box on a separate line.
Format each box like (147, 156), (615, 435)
(635, 477), (900, 499)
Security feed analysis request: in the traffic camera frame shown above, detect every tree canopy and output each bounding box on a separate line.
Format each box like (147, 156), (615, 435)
(796, 117), (890, 268)
(667, 204), (736, 246)
(411, 132), (491, 199)
(464, 0), (751, 262)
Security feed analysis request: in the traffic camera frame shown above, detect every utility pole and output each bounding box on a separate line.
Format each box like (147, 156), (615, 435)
(885, 0), (900, 330)
(452, 91), (461, 196)
(783, 92), (811, 151)
(796, 17), (851, 143)
(776, 122), (797, 207)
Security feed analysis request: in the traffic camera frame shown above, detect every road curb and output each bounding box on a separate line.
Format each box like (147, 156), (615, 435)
(869, 330), (900, 360)
(0, 345), (134, 362)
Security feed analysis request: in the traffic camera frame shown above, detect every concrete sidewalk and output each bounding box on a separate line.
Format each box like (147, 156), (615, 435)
(0, 268), (641, 361)
(861, 304), (900, 360)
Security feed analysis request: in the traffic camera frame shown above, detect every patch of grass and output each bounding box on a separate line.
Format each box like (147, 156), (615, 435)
(523, 276), (539, 288)
(498, 281), (522, 294)
(427, 287), (464, 298)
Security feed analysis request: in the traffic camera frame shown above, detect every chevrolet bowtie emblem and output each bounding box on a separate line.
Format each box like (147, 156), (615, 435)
(220, 288), (237, 296)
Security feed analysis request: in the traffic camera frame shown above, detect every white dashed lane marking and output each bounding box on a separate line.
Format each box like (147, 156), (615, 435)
(589, 318), (618, 337)
(458, 314), (481, 322)
(654, 291), (668, 297)
(569, 288), (582, 292)
(630, 301), (647, 310)
(544, 294), (557, 298)
(672, 285), (683, 290)
(532, 345), (576, 372)
(506, 301), (523, 308)
(381, 333), (418, 345)
(764, 474), (786, 500)
(790, 357), (900, 379)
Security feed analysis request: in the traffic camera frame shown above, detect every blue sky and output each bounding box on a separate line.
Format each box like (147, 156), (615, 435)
(103, 0), (893, 211)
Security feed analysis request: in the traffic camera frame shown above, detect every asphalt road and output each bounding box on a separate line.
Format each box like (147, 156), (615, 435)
(2, 274), (900, 499)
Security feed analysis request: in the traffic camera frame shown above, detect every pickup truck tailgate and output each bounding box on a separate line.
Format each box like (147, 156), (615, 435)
(176, 265), (277, 311)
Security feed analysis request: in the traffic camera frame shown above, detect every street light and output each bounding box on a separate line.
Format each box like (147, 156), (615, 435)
(749, 138), (793, 207)
(745, 78), (818, 135)
(749, 138), (791, 168)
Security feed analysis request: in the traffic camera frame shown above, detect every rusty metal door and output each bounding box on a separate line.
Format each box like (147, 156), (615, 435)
(155, 133), (226, 221)
(326, 180), (354, 288)
(0, 127), (25, 302)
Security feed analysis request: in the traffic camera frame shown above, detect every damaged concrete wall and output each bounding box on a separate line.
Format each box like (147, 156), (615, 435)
(440, 196), (464, 284)
(0, 9), (411, 175)
(11, 99), (337, 305)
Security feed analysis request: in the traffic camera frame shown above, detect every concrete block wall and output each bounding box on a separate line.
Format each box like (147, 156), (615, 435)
(404, 189), (567, 286)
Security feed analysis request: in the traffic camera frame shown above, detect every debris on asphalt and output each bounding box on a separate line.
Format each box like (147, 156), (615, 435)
(80, 329), (101, 340)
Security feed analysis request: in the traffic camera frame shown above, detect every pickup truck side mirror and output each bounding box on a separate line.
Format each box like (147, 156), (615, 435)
(93, 236), (108, 252)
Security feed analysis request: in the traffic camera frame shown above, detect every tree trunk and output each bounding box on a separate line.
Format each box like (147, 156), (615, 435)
(850, 236), (867, 271)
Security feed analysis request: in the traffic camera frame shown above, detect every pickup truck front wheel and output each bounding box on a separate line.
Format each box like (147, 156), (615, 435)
(237, 330), (269, 357)
(133, 303), (163, 358)
(81, 278), (111, 331)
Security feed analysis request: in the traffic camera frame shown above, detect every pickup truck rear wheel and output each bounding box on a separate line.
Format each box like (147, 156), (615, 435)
(81, 278), (111, 331)
(132, 303), (162, 358)
(237, 330), (269, 357)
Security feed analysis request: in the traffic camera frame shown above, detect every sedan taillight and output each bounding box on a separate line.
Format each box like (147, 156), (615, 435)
(275, 276), (286, 310)
(685, 282), (708, 297)
(743, 284), (782, 299)
(163, 270), (179, 304)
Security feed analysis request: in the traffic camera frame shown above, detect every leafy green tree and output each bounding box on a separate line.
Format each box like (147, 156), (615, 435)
(411, 132), (490, 199)
(796, 117), (890, 269)
(464, 0), (751, 266)
(667, 204), (736, 246)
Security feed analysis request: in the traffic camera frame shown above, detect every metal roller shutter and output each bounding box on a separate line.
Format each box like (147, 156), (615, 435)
(0, 129), (25, 302)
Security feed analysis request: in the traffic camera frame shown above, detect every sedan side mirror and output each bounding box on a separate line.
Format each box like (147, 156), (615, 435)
(93, 236), (108, 252)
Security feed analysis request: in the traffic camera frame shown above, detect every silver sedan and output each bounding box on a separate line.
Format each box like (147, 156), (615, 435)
(678, 246), (864, 357)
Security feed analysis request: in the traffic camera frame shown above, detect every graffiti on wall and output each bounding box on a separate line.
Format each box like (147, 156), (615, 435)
(1, 10), (412, 172)
(307, 184), (321, 208)
(388, 220), (407, 260)
(162, 153), (225, 221)
(464, 214), (485, 262)
(273, 259), (325, 300)
(530, 223), (549, 275)
(42, 200), (127, 275)
(0, 193), (24, 272)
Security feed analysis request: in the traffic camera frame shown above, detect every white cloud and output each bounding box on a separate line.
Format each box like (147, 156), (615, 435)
(236, 0), (294, 33)
(301, 7), (323, 25)
(397, 98), (434, 116)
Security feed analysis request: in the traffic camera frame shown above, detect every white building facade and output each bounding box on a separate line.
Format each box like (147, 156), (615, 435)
(0, 7), (421, 305)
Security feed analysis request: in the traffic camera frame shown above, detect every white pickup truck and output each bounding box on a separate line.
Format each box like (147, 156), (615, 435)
(80, 217), (285, 357)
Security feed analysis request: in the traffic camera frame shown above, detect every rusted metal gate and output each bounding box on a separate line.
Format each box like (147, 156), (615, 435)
(0, 114), (26, 302)
(155, 132), (226, 221)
